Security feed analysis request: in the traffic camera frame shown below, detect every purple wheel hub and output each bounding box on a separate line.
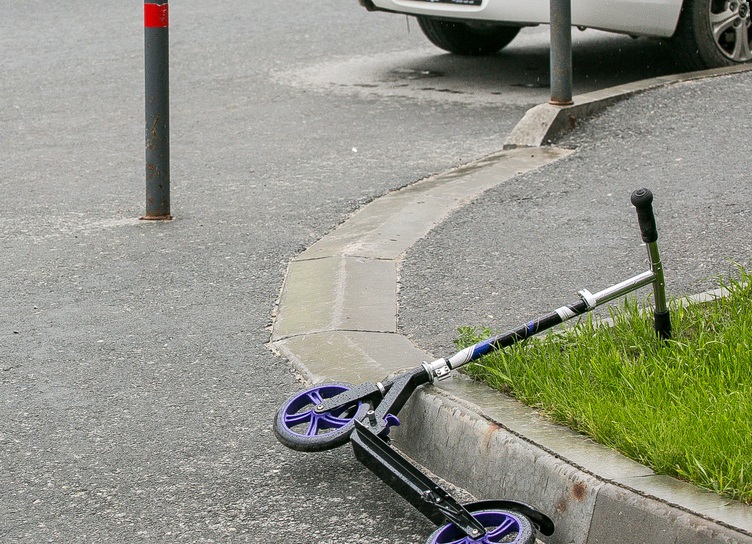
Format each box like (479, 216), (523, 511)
(282, 384), (361, 437)
(427, 510), (534, 544)
(274, 382), (370, 452)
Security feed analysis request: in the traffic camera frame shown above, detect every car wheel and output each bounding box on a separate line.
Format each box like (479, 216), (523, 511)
(416, 16), (521, 56)
(672, 0), (752, 70)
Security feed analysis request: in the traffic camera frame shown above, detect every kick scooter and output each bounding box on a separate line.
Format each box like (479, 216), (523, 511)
(274, 189), (670, 543)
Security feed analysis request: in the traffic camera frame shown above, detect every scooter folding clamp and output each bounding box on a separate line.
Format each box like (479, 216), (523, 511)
(577, 288), (598, 310)
(423, 358), (452, 382)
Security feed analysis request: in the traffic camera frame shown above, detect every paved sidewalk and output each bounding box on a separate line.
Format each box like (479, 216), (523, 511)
(272, 66), (752, 543)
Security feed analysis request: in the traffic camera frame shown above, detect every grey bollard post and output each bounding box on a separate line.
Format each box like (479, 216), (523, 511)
(143, 1), (172, 220)
(549, 0), (574, 105)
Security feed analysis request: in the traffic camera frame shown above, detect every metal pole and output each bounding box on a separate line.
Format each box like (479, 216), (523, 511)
(143, 1), (172, 220)
(549, 0), (573, 105)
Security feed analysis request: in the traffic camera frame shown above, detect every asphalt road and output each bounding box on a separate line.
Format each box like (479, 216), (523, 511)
(399, 72), (752, 358)
(1, 1), (695, 542)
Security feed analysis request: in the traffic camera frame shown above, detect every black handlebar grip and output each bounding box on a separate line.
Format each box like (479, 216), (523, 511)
(630, 188), (658, 244)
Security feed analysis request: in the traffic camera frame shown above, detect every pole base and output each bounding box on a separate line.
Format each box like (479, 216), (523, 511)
(139, 214), (174, 221)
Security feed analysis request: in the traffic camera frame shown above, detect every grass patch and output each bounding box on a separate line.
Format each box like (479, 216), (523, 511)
(461, 269), (752, 504)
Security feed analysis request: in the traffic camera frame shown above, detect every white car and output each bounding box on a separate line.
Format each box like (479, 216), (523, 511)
(356, 0), (752, 70)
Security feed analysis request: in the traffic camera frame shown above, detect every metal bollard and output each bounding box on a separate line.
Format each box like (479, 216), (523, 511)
(143, 1), (172, 220)
(549, 0), (574, 106)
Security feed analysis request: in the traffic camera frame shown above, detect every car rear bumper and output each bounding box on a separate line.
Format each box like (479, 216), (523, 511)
(364, 0), (683, 38)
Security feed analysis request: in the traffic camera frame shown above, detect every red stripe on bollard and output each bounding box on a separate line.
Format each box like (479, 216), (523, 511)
(144, 3), (169, 28)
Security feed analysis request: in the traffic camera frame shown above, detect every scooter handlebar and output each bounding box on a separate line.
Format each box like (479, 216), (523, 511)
(630, 188), (658, 244)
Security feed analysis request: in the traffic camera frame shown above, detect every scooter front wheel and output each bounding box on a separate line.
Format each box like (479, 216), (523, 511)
(426, 509), (535, 544)
(273, 382), (370, 452)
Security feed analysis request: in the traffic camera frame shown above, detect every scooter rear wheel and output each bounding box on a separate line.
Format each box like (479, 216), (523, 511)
(273, 382), (370, 452)
(426, 509), (535, 544)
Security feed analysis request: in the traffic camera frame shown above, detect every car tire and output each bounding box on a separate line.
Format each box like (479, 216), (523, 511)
(672, 0), (752, 70)
(416, 16), (521, 55)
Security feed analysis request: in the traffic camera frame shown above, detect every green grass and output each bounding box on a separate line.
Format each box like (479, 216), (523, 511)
(460, 269), (752, 504)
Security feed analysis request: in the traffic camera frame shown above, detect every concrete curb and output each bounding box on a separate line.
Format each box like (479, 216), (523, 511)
(504, 64), (752, 148)
(270, 68), (752, 543)
(271, 146), (572, 384)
